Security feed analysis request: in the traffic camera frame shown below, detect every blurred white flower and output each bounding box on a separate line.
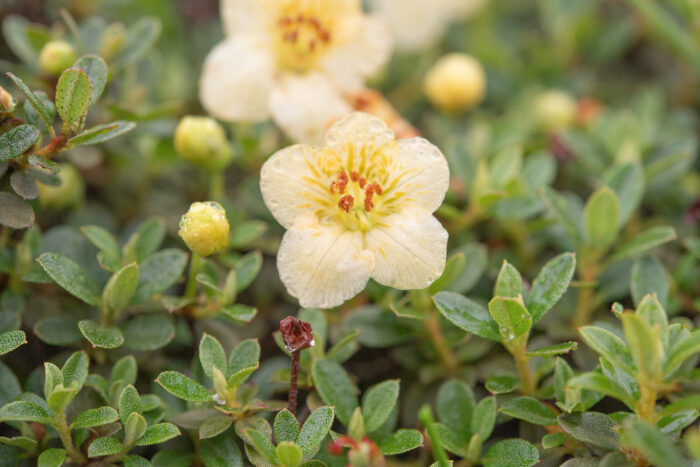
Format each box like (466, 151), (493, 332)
(369, 0), (486, 52)
(260, 112), (449, 308)
(200, 0), (392, 144)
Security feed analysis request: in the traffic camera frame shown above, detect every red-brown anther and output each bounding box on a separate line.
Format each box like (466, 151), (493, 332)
(338, 195), (354, 212)
(280, 316), (314, 352)
(364, 184), (374, 199)
(338, 171), (348, 184)
(330, 181), (336, 194)
(350, 170), (360, 182)
(319, 29), (330, 42)
(358, 177), (367, 189)
(309, 40), (316, 51)
(364, 198), (374, 212)
(310, 17), (321, 29)
(373, 183), (383, 195)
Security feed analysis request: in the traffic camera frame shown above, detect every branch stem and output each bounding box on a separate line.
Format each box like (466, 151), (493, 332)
(287, 350), (300, 415)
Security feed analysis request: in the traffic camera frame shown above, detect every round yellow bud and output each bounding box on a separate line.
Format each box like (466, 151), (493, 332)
(424, 53), (486, 113)
(178, 201), (230, 257)
(534, 90), (577, 132)
(37, 163), (85, 209)
(38, 40), (77, 76)
(174, 116), (233, 170)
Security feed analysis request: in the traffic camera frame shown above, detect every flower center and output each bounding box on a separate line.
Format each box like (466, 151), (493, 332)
(329, 170), (384, 231)
(276, 12), (332, 73)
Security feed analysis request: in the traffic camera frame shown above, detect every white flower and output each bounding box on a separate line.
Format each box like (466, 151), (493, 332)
(260, 112), (449, 308)
(200, 0), (392, 144)
(369, 0), (486, 52)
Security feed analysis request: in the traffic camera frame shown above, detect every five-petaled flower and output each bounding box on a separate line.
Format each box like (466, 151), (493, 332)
(200, 0), (392, 144)
(260, 112), (449, 308)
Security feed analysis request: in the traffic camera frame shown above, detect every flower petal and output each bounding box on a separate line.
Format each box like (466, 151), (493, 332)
(384, 137), (450, 213)
(367, 212), (447, 290)
(320, 15), (393, 90)
(199, 37), (274, 122)
(260, 143), (339, 229)
(220, 0), (270, 37)
(277, 218), (373, 308)
(369, 0), (447, 52)
(269, 73), (353, 144)
(323, 112), (396, 157)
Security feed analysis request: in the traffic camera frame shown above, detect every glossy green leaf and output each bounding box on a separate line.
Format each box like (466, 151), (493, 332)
(607, 226), (676, 264)
(55, 68), (92, 135)
(558, 412), (619, 450)
(567, 372), (636, 410)
(527, 252), (576, 322)
(88, 436), (122, 457)
(37, 448), (66, 467)
(199, 415), (233, 440)
(276, 441), (302, 467)
(579, 326), (636, 376)
(429, 252), (466, 294)
(5, 73), (53, 130)
(433, 292), (500, 342)
(436, 379), (474, 438)
(471, 396), (497, 441)
(122, 314), (175, 351)
(199, 434), (243, 467)
(500, 396), (557, 425)
(103, 262), (139, 318)
(631, 256), (668, 308)
(135, 423), (181, 446)
(312, 359), (358, 426)
(526, 341), (577, 358)
(38, 252), (99, 305)
(235, 250), (262, 292)
(665, 330), (700, 376)
(621, 313), (662, 379)
(362, 380), (399, 433)
(0, 124), (40, 162)
(156, 371), (211, 402)
(132, 249), (188, 304)
(274, 410), (299, 443)
(0, 331), (26, 355)
(73, 54), (107, 104)
(199, 333), (227, 380)
(245, 428), (278, 464)
(494, 261), (523, 298)
(297, 406), (334, 455)
(80, 225), (120, 264)
(71, 406), (119, 428)
(228, 338), (260, 376)
(622, 419), (686, 467)
(378, 428), (424, 455)
(583, 186), (620, 252)
(0, 400), (52, 424)
(119, 384), (141, 421)
(488, 296), (531, 338)
(482, 439), (539, 467)
(485, 375), (519, 394)
(78, 320), (124, 349)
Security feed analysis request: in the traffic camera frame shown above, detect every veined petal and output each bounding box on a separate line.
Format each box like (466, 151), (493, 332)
(220, 0), (270, 37)
(270, 73), (353, 144)
(260, 144), (340, 229)
(323, 112), (396, 163)
(384, 137), (450, 213)
(320, 15), (392, 91)
(277, 218), (373, 308)
(199, 37), (275, 122)
(367, 212), (447, 289)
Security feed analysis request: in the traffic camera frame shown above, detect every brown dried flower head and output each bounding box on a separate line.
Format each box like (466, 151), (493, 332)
(280, 316), (314, 352)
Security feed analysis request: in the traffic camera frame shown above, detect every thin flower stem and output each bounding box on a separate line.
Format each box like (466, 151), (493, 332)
(425, 313), (458, 372)
(511, 339), (536, 395)
(54, 413), (87, 465)
(573, 261), (599, 329)
(184, 252), (202, 300)
(209, 170), (225, 201)
(288, 350), (300, 415)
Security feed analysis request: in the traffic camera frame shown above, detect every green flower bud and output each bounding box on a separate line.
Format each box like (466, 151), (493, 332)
(534, 90), (577, 132)
(0, 86), (15, 112)
(98, 23), (126, 62)
(38, 40), (77, 76)
(37, 163), (85, 209)
(174, 116), (233, 170)
(424, 53), (486, 113)
(178, 201), (230, 257)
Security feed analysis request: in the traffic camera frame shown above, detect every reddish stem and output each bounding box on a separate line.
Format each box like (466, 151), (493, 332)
(288, 350), (300, 414)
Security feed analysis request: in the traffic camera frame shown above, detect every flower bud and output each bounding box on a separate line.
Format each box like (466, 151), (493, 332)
(424, 53), (486, 113)
(178, 201), (229, 257)
(37, 163), (85, 209)
(38, 40), (77, 76)
(280, 316), (314, 352)
(174, 116), (233, 170)
(0, 86), (15, 112)
(534, 90), (577, 132)
(98, 23), (127, 62)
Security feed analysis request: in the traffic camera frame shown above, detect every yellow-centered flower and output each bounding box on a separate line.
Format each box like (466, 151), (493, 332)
(200, 0), (392, 144)
(260, 112), (449, 308)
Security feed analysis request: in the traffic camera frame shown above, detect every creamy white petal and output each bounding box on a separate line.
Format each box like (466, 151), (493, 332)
(367, 212), (447, 289)
(220, 0), (270, 37)
(383, 137), (450, 213)
(260, 143), (335, 229)
(320, 15), (392, 91)
(323, 112), (395, 157)
(277, 218), (373, 308)
(199, 37), (275, 122)
(269, 73), (353, 144)
(368, 0), (447, 52)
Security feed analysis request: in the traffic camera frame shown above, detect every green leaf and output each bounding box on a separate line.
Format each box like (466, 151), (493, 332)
(200, 334), (227, 380)
(199, 415), (233, 440)
(78, 320), (124, 349)
(80, 225), (120, 264)
(199, 434), (244, 467)
(132, 249), (188, 304)
(485, 375), (519, 394)
(37, 448), (66, 467)
(657, 409), (698, 435)
(226, 365), (257, 390)
(103, 262), (139, 318)
(631, 256), (668, 308)
(482, 439), (539, 467)
(622, 419), (686, 467)
(660, 395), (700, 417)
(637, 294), (668, 346)
(130, 217), (166, 261)
(621, 313), (662, 379)
(73, 54), (107, 104)
(88, 436), (122, 457)
(542, 432), (568, 449)
(429, 252), (466, 294)
(0, 401), (52, 424)
(245, 428), (278, 464)
(540, 187), (583, 244)
(235, 250), (262, 292)
(135, 422), (181, 446)
(579, 326), (636, 376)
(527, 252), (576, 322)
(5, 73), (53, 130)
(38, 252), (99, 305)
(567, 372), (636, 410)
(44, 363), (63, 399)
(123, 455), (152, 467)
(116, 17), (162, 66)
(276, 441), (302, 467)
(62, 351), (88, 392)
(71, 406), (119, 428)
(362, 380), (399, 433)
(603, 162), (644, 226)
(471, 396), (497, 440)
(0, 124), (40, 162)
(436, 380), (474, 438)
(47, 384), (77, 414)
(228, 338), (260, 376)
(665, 330), (700, 376)
(111, 355), (137, 386)
(122, 314), (175, 351)
(55, 68), (92, 135)
(119, 384), (141, 421)
(0, 330), (26, 355)
(448, 242), (488, 294)
(219, 304), (257, 323)
(494, 261), (523, 298)
(274, 410), (299, 443)
(156, 371), (211, 402)
(583, 186), (620, 252)
(311, 359), (358, 426)
(297, 406), (334, 455)
(377, 428), (423, 455)
(10, 170), (39, 200)
(433, 292), (500, 342)
(558, 412), (619, 450)
(607, 226), (676, 264)
(500, 396), (557, 425)
(229, 220), (267, 248)
(433, 423), (466, 456)
(526, 341), (577, 358)
(0, 192), (34, 229)
(34, 316), (81, 346)
(71, 120), (136, 146)
(488, 296), (531, 339)
(124, 413), (148, 446)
